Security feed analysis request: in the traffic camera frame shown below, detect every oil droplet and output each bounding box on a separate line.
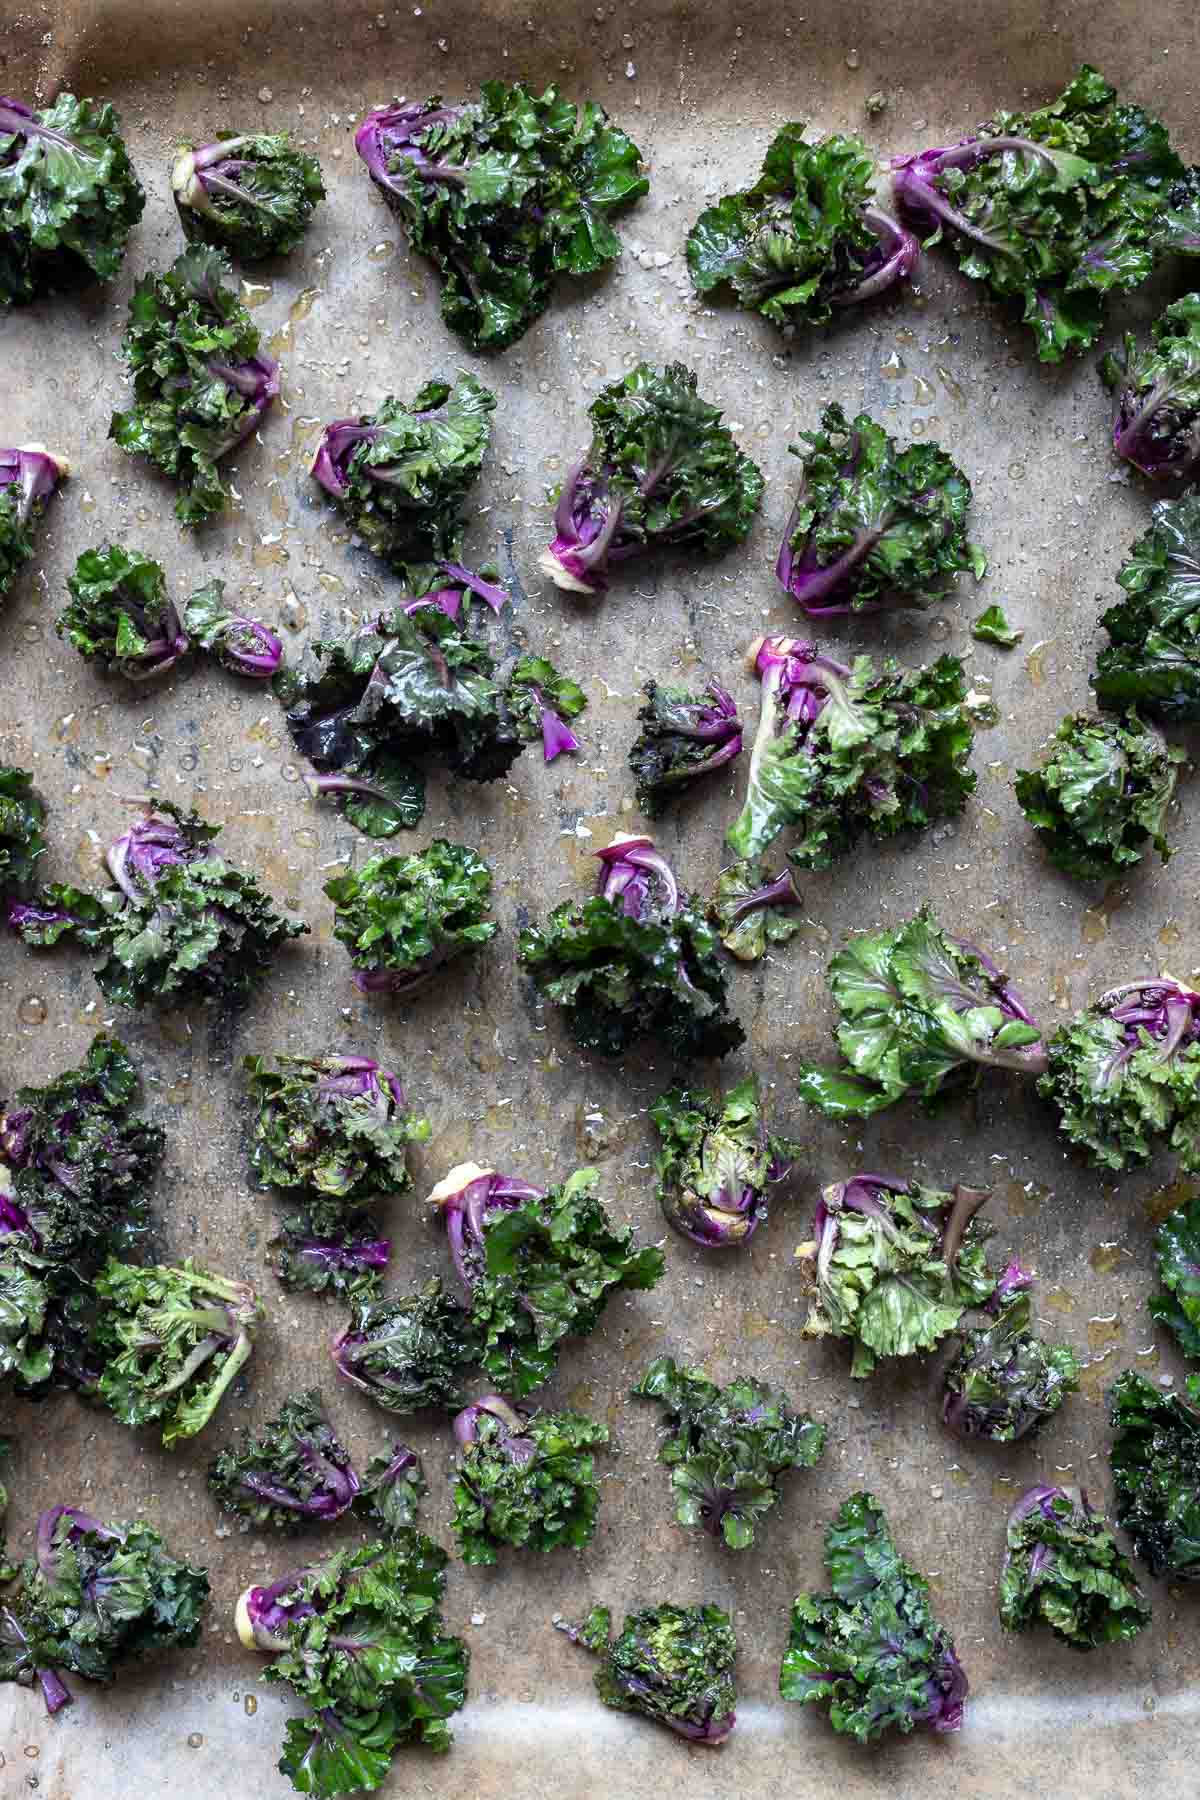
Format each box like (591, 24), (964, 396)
(979, 806), (1001, 834)
(949, 1464), (971, 1487)
(266, 325), (291, 357)
(269, 486), (290, 524)
(240, 279), (273, 309)
(1008, 461), (1026, 480)
(986, 759), (1009, 780)
(291, 416), (322, 451)
(1044, 1285), (1076, 1314)
(244, 1695), (258, 1716)
(911, 375), (936, 406)
(937, 365), (965, 405)
(894, 327), (916, 347)
(844, 46), (861, 67)
(484, 1103), (515, 1133)
(17, 995), (46, 1026)
(575, 1103), (630, 1160)
(281, 763), (300, 784)
(1078, 1351), (1117, 1403)
(317, 572), (344, 594)
(280, 592), (308, 632)
(1081, 905), (1108, 945)
(1159, 918), (1183, 947)
(1086, 1313), (1123, 1350)
(293, 827), (319, 851)
(910, 418), (927, 437)
(24, 1747), (39, 1759)
(991, 1476), (1017, 1501)
(187, 1732), (205, 1749)
(23, 622), (42, 643)
(1025, 639), (1050, 686)
(1090, 1242), (1126, 1273)
(879, 350), (905, 379)
(252, 539), (289, 569)
(743, 1311), (774, 1339)
(1051, 970), (1071, 1011)
(53, 713), (79, 743)
(1144, 1178), (1199, 1224)
(1003, 1178), (1049, 1217)
(1134, 1343), (1160, 1368)
(80, 490), (97, 514)
(368, 241), (395, 261)
(289, 287), (321, 324)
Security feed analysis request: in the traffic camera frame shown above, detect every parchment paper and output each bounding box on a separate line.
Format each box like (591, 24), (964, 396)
(1, 0), (1199, 1794)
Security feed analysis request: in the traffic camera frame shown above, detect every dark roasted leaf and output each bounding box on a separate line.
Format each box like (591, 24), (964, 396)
(208, 1390), (360, 1532)
(1100, 293), (1200, 481)
(628, 679), (742, 816)
(1108, 1370), (1200, 1579)
(557, 1602), (737, 1743)
(332, 1278), (479, 1415)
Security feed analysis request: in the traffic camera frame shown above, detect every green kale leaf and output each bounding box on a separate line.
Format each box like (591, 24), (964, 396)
(1014, 711), (1180, 880)
(356, 83), (647, 350)
(172, 132), (325, 261)
(998, 1484), (1149, 1648)
(1094, 494), (1200, 719)
(244, 1054), (430, 1206)
(1109, 1369), (1200, 1579)
(633, 1355), (824, 1549)
(557, 1602), (738, 1743)
(450, 1396), (608, 1565)
(1150, 1192), (1200, 1357)
(780, 1491), (967, 1738)
(628, 679), (743, 817)
(324, 840), (497, 997)
(58, 545), (188, 681)
(972, 604), (1022, 647)
(208, 1390), (360, 1533)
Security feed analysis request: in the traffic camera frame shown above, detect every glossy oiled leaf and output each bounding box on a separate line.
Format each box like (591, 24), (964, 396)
(324, 840), (497, 996)
(1014, 711), (1181, 881)
(172, 131), (324, 261)
(893, 66), (1183, 361)
(451, 1401), (608, 1564)
(780, 1492), (967, 1739)
(634, 1355), (823, 1548)
(1094, 494), (1200, 719)
(649, 1075), (798, 1248)
(1109, 1371), (1200, 1579)
(208, 1390), (360, 1533)
(355, 83), (646, 349)
(0, 94), (145, 306)
(557, 1602), (737, 1743)
(58, 545), (188, 681)
(1150, 1194), (1200, 1358)
(0, 765), (46, 895)
(998, 1485), (1149, 1648)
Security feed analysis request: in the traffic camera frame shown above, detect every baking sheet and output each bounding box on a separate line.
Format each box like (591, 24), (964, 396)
(2, 0), (1200, 1793)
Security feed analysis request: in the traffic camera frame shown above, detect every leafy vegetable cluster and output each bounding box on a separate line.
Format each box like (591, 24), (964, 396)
(1094, 495), (1200, 719)
(355, 1442), (427, 1537)
(310, 374), (502, 591)
(279, 600), (581, 836)
(0, 446), (67, 601)
(633, 1355), (824, 1549)
(0, 1034), (163, 1397)
(795, 906), (1047, 1119)
(333, 1277), (479, 1414)
(238, 1536), (468, 1796)
(450, 1394), (609, 1564)
(10, 801), (307, 1009)
(109, 246), (280, 525)
(208, 1390), (360, 1532)
(628, 679), (743, 817)
(707, 858), (804, 963)
(324, 840), (497, 995)
(998, 1484), (1150, 1649)
(1014, 710), (1181, 881)
(1108, 1370), (1200, 1579)
(0, 95), (145, 306)
(355, 81), (647, 350)
(687, 123), (917, 328)
(796, 1175), (995, 1377)
(557, 1602), (738, 1744)
(727, 635), (977, 866)
(431, 1161), (664, 1396)
(1155, 165), (1200, 258)
(0, 765), (46, 897)
(94, 1258), (264, 1446)
(58, 545), (189, 681)
(172, 131), (325, 260)
(1100, 293), (1200, 481)
(942, 1260), (1079, 1442)
(245, 1054), (429, 1208)
(517, 834), (745, 1061)
(538, 362), (764, 595)
(892, 66), (1183, 361)
(1150, 1192), (1200, 1356)
(780, 1491), (967, 1739)
(776, 403), (985, 615)
(649, 1074), (797, 1248)
(0, 1505), (208, 1715)
(1039, 977), (1200, 1172)
(183, 579), (282, 679)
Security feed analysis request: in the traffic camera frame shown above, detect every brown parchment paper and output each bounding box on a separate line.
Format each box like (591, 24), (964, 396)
(2, 0), (1200, 1793)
